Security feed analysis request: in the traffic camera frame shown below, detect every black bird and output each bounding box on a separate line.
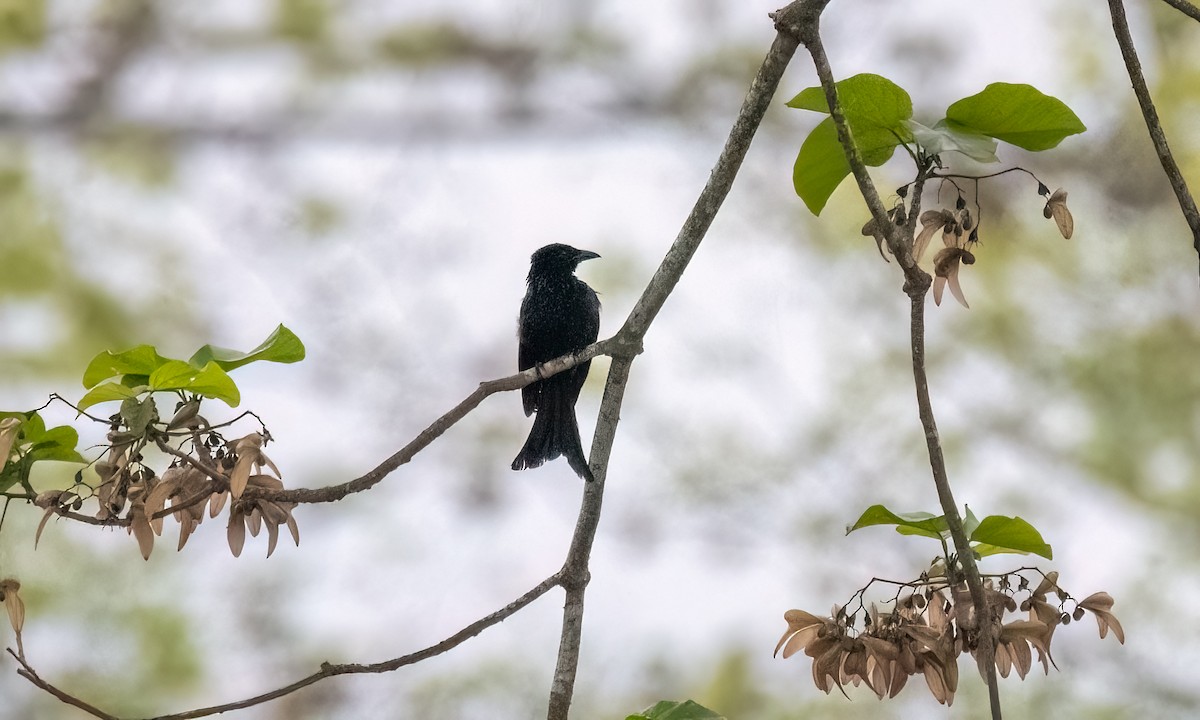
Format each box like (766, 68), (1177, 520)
(511, 243), (601, 481)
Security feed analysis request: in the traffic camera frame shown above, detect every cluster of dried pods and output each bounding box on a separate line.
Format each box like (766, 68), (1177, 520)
(34, 426), (298, 560)
(863, 184), (1075, 308)
(775, 572), (1122, 706)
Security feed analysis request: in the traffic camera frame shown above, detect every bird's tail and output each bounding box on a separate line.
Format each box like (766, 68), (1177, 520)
(511, 392), (593, 481)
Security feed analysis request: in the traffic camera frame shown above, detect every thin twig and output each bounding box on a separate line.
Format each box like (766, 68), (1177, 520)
(11, 575), (562, 720)
(238, 337), (618, 506)
(1158, 0), (1200, 22)
(1108, 0), (1200, 275)
(933, 167), (1043, 185)
(44, 393), (109, 423)
(9, 649), (119, 720)
(36, 338), (618, 523)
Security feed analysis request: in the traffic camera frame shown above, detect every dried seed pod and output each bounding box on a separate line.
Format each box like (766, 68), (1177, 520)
(1044, 189), (1074, 239)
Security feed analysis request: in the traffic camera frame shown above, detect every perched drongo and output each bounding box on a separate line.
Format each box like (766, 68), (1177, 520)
(511, 243), (601, 481)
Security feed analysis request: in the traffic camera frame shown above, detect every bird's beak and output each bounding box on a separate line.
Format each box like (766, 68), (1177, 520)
(576, 250), (601, 262)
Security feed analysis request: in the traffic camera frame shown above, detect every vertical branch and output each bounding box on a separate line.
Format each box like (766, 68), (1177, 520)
(776, 1), (1000, 717)
(545, 29), (801, 720)
(1108, 0), (1200, 275)
(547, 354), (632, 719)
(908, 294), (1003, 720)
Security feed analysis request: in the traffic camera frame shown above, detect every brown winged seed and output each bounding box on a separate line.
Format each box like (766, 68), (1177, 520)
(1044, 188), (1074, 239)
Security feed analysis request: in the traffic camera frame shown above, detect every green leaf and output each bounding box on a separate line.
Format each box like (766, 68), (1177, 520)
(0, 463), (25, 493)
(786, 73), (913, 129)
(15, 411), (45, 440)
(906, 119), (999, 163)
(788, 74), (913, 215)
(793, 118), (854, 215)
(188, 324), (306, 372)
(27, 441), (85, 465)
(121, 374), (152, 389)
(149, 361), (241, 407)
(35, 425), (78, 450)
(79, 382), (146, 411)
(846, 504), (946, 540)
(627, 700), (726, 720)
(120, 396), (159, 435)
(945, 83), (1086, 152)
(963, 505), (981, 538)
(2, 412), (85, 465)
(895, 519), (948, 539)
(969, 515), (1053, 560)
(82, 345), (171, 388)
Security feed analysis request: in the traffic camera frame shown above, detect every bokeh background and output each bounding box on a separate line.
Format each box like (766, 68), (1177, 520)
(1, 0), (1198, 718)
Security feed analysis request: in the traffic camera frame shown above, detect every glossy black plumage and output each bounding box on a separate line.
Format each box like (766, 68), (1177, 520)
(511, 244), (601, 481)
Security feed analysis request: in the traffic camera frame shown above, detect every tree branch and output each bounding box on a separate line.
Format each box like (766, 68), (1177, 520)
(241, 337), (619, 505)
(546, 26), (800, 720)
(1108, 0), (1200, 275)
(8, 342), (617, 717)
(777, 2), (1000, 717)
(12, 574), (562, 720)
(9, 649), (119, 720)
(11, 340), (621, 541)
(546, 353), (633, 718)
(907, 293), (1002, 719)
(1158, 0), (1200, 22)
(775, 1), (917, 272)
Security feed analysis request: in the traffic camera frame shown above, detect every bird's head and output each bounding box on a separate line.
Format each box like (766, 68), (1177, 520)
(528, 243), (601, 276)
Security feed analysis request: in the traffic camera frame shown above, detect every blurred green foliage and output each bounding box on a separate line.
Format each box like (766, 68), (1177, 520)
(85, 125), (176, 187)
(0, 160), (157, 377)
(6, 508), (202, 718)
(0, 0), (44, 53)
(299, 197), (342, 236)
(1069, 317), (1200, 508)
(275, 0), (330, 44)
(376, 22), (480, 66)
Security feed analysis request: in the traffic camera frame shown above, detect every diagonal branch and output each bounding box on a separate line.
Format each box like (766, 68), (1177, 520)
(12, 339), (621, 541)
(545, 23), (801, 720)
(240, 336), (619, 505)
(9, 649), (119, 720)
(1108, 0), (1200, 275)
(12, 573), (562, 720)
(1158, 0), (1200, 22)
